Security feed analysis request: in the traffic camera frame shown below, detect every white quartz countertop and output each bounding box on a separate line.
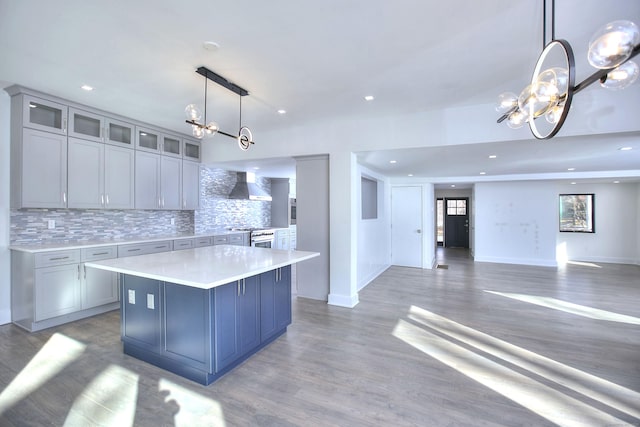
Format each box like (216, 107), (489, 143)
(85, 245), (319, 289)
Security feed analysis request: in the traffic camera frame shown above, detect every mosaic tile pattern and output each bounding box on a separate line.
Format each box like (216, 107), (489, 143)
(195, 167), (271, 233)
(10, 209), (194, 244)
(9, 166), (272, 244)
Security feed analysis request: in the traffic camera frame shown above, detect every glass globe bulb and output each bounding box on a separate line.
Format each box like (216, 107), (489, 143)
(518, 82), (559, 119)
(495, 92), (518, 114)
(204, 121), (219, 137)
(588, 20), (640, 69)
(600, 60), (639, 90)
(537, 67), (569, 97)
(545, 104), (564, 124)
(185, 104), (202, 121)
(506, 110), (527, 129)
(192, 125), (204, 139)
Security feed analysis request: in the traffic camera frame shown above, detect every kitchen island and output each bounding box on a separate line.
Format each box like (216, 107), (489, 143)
(86, 245), (319, 385)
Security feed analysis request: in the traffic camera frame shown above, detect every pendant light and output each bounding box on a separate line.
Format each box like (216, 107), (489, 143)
(184, 67), (256, 150)
(495, 1), (639, 139)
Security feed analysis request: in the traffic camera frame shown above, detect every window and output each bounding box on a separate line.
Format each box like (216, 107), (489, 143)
(361, 177), (378, 219)
(446, 199), (466, 216)
(559, 194), (595, 233)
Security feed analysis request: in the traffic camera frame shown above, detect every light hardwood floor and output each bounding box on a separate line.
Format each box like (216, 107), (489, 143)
(1, 249), (639, 426)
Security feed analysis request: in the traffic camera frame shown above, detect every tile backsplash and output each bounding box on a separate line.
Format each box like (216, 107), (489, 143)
(9, 167), (272, 245)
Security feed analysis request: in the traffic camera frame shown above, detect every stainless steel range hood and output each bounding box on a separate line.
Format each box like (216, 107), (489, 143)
(228, 172), (272, 201)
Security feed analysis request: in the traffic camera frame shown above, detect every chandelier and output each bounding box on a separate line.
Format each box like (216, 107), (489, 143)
(185, 67), (255, 150)
(496, 1), (639, 139)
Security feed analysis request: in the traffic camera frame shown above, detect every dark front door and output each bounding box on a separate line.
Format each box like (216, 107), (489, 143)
(444, 198), (469, 248)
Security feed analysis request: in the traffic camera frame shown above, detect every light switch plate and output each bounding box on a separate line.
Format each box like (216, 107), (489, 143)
(147, 294), (155, 309)
(128, 289), (135, 304)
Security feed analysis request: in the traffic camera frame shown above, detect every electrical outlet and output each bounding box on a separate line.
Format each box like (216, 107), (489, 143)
(47, 220), (55, 229)
(170, 218), (175, 226)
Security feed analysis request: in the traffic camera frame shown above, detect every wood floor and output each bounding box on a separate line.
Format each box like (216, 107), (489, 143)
(1, 249), (639, 426)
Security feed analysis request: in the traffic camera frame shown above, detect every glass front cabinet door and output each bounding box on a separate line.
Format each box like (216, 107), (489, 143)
(68, 108), (104, 143)
(105, 118), (134, 148)
(135, 127), (160, 153)
(161, 135), (182, 158)
(22, 95), (68, 135)
(183, 139), (201, 162)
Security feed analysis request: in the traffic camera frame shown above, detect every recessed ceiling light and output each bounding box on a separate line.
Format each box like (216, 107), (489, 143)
(253, 167), (260, 170)
(203, 41), (220, 51)
(567, 167), (576, 171)
(489, 155), (497, 159)
(619, 146), (633, 151)
(451, 184), (456, 188)
(570, 182), (577, 185)
(364, 95), (374, 101)
(277, 109), (286, 114)
(407, 173), (413, 177)
(479, 172), (486, 175)
(81, 85), (93, 91)
(613, 180), (620, 184)
(389, 160), (397, 164)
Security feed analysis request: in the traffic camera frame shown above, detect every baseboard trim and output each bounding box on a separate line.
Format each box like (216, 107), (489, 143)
(474, 256), (558, 268)
(328, 292), (359, 308)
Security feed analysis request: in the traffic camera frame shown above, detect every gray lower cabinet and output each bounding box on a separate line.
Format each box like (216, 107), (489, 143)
(11, 248), (119, 331)
(120, 267), (291, 385)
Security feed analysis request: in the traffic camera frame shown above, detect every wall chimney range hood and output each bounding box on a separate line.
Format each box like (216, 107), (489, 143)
(228, 172), (272, 201)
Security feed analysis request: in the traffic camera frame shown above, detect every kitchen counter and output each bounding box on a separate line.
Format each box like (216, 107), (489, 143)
(86, 245), (319, 385)
(85, 245), (318, 289)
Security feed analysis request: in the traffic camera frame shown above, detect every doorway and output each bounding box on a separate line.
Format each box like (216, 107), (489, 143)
(391, 186), (422, 268)
(438, 197), (470, 248)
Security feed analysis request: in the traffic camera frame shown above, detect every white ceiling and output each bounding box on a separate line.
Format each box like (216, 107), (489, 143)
(0, 0), (638, 182)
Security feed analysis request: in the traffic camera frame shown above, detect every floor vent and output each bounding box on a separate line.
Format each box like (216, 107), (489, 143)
(436, 264), (449, 269)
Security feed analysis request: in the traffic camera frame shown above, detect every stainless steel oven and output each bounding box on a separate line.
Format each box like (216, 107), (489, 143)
(250, 229), (275, 248)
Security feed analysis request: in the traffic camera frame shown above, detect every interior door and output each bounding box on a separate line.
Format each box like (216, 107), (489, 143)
(444, 198), (469, 248)
(391, 186), (422, 268)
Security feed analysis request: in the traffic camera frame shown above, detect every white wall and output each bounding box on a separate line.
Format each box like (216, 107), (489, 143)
(357, 165), (391, 290)
(556, 182), (639, 264)
(0, 90), (10, 324)
(474, 181), (558, 267)
(637, 183), (640, 265)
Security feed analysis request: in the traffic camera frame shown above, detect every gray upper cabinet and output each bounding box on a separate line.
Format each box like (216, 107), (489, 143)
(104, 145), (135, 209)
(161, 134), (182, 158)
(135, 151), (161, 209)
(105, 118), (134, 148)
(161, 156), (182, 210)
(19, 128), (68, 208)
(136, 126), (161, 153)
(182, 160), (200, 210)
(68, 138), (134, 209)
(21, 95), (68, 135)
(183, 138), (201, 162)
(68, 137), (104, 209)
(68, 108), (104, 143)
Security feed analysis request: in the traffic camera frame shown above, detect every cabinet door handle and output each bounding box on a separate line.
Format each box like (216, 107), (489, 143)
(155, 245), (166, 249)
(243, 278), (246, 295)
(63, 192), (67, 204)
(63, 118), (67, 133)
(83, 264), (87, 279)
(105, 126), (110, 140)
(77, 264), (80, 280)
(92, 251), (109, 256)
(128, 248), (141, 252)
(237, 280), (241, 296)
(49, 256), (69, 261)
(101, 194), (105, 205)
(105, 194), (110, 206)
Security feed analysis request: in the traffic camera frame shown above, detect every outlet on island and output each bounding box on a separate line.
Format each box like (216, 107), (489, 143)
(170, 218), (175, 226)
(47, 220), (55, 229)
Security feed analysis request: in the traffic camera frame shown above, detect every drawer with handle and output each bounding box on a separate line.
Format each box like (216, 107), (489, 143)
(194, 237), (212, 247)
(35, 249), (81, 268)
(173, 238), (195, 251)
(212, 235), (229, 245)
(118, 241), (172, 257)
(81, 246), (117, 262)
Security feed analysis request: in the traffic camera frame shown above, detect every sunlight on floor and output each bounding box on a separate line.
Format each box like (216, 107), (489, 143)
(565, 260), (603, 268)
(63, 365), (139, 427)
(0, 333), (86, 415)
(392, 306), (639, 426)
(485, 290), (640, 325)
(158, 378), (226, 427)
